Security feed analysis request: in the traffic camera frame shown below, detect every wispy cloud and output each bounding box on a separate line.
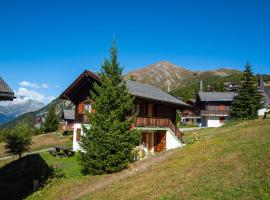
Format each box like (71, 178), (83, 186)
(19, 81), (49, 89)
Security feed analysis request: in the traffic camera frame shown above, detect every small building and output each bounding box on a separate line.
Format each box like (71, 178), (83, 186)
(181, 99), (202, 126)
(194, 92), (236, 127)
(58, 110), (75, 134)
(257, 75), (270, 117)
(0, 77), (15, 101)
(59, 70), (189, 153)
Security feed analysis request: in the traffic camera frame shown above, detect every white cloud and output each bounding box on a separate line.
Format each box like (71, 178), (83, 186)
(19, 81), (49, 89)
(16, 87), (45, 102)
(46, 96), (55, 102)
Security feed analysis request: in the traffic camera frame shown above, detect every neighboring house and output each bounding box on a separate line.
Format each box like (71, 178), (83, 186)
(59, 70), (189, 153)
(194, 92), (236, 127)
(35, 112), (47, 129)
(181, 99), (202, 126)
(0, 77), (15, 101)
(58, 110), (75, 133)
(257, 75), (270, 116)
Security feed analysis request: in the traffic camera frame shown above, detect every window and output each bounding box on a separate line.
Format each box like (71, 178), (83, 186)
(219, 105), (225, 111)
(219, 117), (225, 123)
(84, 104), (92, 113)
(76, 128), (81, 141)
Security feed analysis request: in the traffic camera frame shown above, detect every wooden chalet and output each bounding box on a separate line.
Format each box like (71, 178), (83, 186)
(194, 92), (236, 127)
(59, 70), (189, 153)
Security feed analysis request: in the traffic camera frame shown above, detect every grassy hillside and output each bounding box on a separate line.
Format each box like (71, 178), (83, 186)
(0, 132), (72, 159)
(23, 119), (270, 200)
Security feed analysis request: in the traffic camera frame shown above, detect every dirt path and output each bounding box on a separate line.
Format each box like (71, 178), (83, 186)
(64, 149), (178, 200)
(0, 148), (53, 161)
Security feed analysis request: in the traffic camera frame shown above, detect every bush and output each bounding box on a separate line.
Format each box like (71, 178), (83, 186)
(4, 123), (32, 158)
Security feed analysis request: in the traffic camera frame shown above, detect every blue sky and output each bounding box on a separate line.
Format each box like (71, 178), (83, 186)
(0, 0), (270, 104)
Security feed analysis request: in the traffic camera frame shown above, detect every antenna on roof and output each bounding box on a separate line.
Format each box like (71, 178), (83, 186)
(200, 80), (203, 92)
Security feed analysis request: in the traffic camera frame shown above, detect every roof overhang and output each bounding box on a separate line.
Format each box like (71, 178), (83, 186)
(59, 70), (100, 101)
(0, 92), (15, 101)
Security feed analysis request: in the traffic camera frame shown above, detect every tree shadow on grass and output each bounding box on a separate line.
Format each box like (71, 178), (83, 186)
(0, 154), (51, 200)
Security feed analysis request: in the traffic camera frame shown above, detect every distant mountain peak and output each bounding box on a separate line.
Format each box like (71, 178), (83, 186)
(125, 61), (241, 92)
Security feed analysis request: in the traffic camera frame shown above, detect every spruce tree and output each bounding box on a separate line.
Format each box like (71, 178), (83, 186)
(231, 63), (263, 120)
(78, 42), (140, 175)
(43, 104), (59, 133)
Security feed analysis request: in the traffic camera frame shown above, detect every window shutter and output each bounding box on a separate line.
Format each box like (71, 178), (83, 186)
(76, 128), (81, 141)
(78, 102), (84, 114)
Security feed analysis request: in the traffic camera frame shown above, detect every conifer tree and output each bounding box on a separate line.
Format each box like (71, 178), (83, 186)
(43, 104), (59, 133)
(78, 42), (140, 175)
(231, 63), (263, 120)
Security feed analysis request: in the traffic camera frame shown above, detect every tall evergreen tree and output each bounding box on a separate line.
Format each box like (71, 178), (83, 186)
(43, 104), (59, 133)
(231, 63), (263, 120)
(78, 42), (140, 175)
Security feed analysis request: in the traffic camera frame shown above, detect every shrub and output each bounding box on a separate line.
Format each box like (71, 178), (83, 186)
(4, 123), (32, 158)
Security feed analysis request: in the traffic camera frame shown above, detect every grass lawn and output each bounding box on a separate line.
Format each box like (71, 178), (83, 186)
(0, 131), (72, 158)
(8, 119), (270, 199)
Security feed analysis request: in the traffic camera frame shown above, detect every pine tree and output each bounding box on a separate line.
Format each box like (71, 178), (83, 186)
(78, 42), (141, 175)
(43, 104), (59, 133)
(231, 63), (263, 120)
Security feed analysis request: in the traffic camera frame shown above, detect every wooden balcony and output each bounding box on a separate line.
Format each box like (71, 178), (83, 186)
(134, 117), (183, 142)
(200, 110), (230, 116)
(58, 122), (74, 132)
(75, 114), (90, 124)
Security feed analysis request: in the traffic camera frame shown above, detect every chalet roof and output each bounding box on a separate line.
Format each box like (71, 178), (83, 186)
(261, 86), (270, 107)
(63, 110), (75, 120)
(198, 92), (237, 102)
(0, 76), (15, 101)
(126, 80), (189, 107)
(258, 75), (270, 107)
(59, 70), (189, 107)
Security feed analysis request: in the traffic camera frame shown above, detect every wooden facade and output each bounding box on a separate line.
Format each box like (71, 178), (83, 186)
(195, 100), (231, 116)
(59, 70), (185, 152)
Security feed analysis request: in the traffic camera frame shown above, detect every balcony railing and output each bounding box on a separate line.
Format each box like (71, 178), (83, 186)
(58, 122), (74, 132)
(134, 117), (183, 142)
(75, 114), (90, 124)
(200, 110), (230, 116)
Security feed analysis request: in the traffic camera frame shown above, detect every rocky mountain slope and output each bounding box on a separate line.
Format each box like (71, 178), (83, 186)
(125, 61), (242, 92)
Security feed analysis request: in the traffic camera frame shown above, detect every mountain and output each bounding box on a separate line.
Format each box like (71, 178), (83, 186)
(125, 61), (242, 92)
(125, 61), (243, 100)
(0, 99), (45, 125)
(1, 99), (73, 129)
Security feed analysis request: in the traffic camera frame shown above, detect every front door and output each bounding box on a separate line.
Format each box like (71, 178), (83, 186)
(154, 131), (166, 152)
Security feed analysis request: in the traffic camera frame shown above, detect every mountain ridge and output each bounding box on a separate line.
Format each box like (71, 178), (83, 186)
(125, 61), (242, 93)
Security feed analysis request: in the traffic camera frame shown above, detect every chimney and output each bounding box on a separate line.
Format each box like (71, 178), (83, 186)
(200, 80), (203, 92)
(259, 74), (265, 90)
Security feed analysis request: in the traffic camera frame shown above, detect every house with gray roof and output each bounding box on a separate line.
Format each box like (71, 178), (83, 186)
(258, 75), (270, 116)
(192, 91), (237, 127)
(59, 70), (188, 153)
(0, 77), (15, 101)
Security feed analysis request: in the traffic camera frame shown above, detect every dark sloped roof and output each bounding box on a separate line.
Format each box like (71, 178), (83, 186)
(198, 92), (237, 102)
(0, 77), (15, 101)
(262, 86), (270, 107)
(63, 110), (75, 120)
(126, 80), (189, 107)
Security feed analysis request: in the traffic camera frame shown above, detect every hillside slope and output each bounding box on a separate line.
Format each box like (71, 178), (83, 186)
(26, 119), (270, 200)
(125, 61), (242, 93)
